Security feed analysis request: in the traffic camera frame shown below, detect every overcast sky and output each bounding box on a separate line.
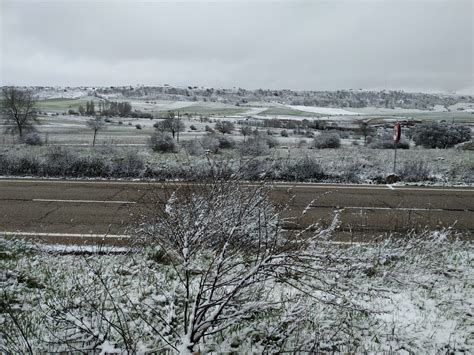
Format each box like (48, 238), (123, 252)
(1, 0), (472, 93)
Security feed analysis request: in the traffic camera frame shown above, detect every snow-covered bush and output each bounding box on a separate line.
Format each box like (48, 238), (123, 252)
(43, 146), (79, 176)
(313, 132), (341, 149)
(398, 160), (431, 182)
(275, 156), (325, 181)
(237, 158), (270, 180)
(200, 134), (220, 153)
(215, 121), (234, 134)
(0, 150), (41, 175)
(413, 122), (471, 148)
(265, 136), (279, 148)
(205, 125), (215, 133)
(110, 150), (146, 177)
(216, 134), (235, 149)
(132, 176), (370, 352)
(238, 137), (269, 156)
(183, 140), (205, 156)
(22, 132), (43, 146)
(150, 131), (178, 153)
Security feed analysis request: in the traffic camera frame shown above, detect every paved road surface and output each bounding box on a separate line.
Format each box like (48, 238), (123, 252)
(0, 179), (472, 244)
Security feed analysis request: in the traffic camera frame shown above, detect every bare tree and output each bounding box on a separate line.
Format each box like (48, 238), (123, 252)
(1, 86), (39, 138)
(155, 115), (185, 141)
(132, 174), (367, 353)
(85, 101), (96, 116)
(215, 121), (234, 134)
(86, 117), (105, 146)
(357, 121), (375, 146)
(240, 126), (252, 142)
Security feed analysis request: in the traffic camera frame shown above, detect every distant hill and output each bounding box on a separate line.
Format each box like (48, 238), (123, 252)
(5, 85), (474, 111)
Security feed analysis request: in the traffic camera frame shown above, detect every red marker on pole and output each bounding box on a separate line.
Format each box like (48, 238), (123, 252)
(393, 122), (401, 173)
(393, 122), (401, 144)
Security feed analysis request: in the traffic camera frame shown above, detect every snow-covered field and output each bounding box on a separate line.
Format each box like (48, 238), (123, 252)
(345, 106), (443, 115)
(130, 100), (196, 112)
(251, 113), (357, 121)
(34, 88), (90, 100)
(285, 104), (361, 115)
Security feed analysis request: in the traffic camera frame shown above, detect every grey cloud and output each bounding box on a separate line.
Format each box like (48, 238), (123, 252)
(1, 0), (472, 92)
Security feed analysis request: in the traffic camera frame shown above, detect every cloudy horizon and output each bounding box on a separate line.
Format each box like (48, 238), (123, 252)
(1, 0), (473, 94)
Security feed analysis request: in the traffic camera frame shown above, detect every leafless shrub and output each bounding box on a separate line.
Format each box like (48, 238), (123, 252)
(0, 150), (41, 175)
(398, 160), (431, 182)
(200, 134), (220, 153)
(216, 134), (235, 149)
(131, 175), (374, 352)
(238, 137), (269, 156)
(111, 150), (146, 177)
(275, 156), (325, 181)
(265, 136), (279, 148)
(183, 140), (205, 156)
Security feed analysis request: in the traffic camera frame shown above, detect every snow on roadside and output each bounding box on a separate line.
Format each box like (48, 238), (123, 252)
(1, 234), (472, 353)
(35, 243), (132, 254)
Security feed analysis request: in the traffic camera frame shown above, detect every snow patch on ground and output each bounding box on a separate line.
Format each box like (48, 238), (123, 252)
(35, 88), (90, 100)
(286, 105), (361, 115)
(344, 106), (449, 115)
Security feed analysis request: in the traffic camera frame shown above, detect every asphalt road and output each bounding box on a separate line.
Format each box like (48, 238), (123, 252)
(0, 179), (473, 244)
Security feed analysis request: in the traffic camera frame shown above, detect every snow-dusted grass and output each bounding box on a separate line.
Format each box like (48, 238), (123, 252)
(276, 146), (474, 184)
(0, 145), (472, 184)
(1, 232), (472, 353)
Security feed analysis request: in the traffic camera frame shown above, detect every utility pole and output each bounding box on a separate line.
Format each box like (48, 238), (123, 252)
(177, 110), (180, 142)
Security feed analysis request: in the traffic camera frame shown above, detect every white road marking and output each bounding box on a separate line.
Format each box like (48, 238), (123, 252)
(386, 184), (395, 190)
(286, 185), (474, 193)
(0, 231), (131, 238)
(344, 206), (444, 212)
(32, 198), (136, 204)
(309, 205), (447, 211)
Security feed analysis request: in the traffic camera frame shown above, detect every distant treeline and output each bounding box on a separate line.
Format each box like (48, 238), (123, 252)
(74, 101), (132, 117)
(88, 86), (474, 110)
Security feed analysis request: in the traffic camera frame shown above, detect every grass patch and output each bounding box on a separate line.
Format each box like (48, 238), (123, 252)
(166, 105), (246, 116)
(35, 98), (98, 112)
(260, 106), (322, 117)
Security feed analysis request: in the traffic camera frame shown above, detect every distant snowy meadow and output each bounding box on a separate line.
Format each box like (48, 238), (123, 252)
(285, 105), (360, 116)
